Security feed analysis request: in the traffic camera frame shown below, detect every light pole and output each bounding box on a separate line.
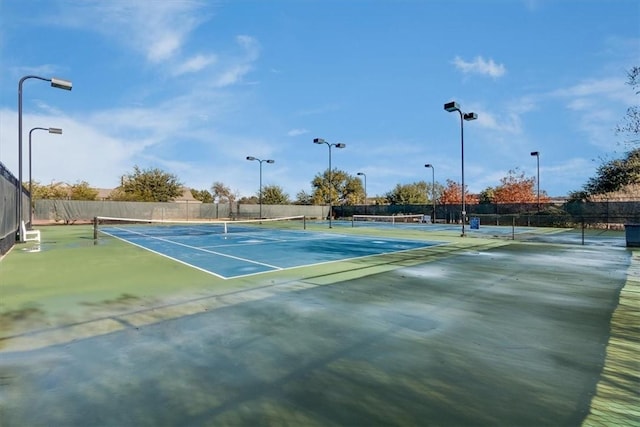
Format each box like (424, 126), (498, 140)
(313, 138), (346, 228)
(246, 156), (274, 219)
(531, 151), (540, 212)
(357, 172), (367, 214)
(29, 127), (62, 226)
(18, 75), (72, 241)
(424, 164), (435, 223)
(444, 101), (477, 236)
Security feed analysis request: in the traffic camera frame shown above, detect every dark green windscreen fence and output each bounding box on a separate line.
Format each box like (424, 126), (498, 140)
(1, 161), (24, 255)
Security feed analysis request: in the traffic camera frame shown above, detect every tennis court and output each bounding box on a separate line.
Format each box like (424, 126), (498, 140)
(98, 218), (441, 279)
(0, 220), (637, 426)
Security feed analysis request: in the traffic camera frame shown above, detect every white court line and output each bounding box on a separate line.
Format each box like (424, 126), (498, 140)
(102, 227), (443, 280)
(102, 227), (283, 270)
(225, 241), (447, 280)
(202, 233), (340, 249)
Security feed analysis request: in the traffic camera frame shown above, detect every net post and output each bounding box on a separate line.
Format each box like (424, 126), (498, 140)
(581, 217), (585, 245)
(352, 216), (355, 227)
(303, 215), (306, 230)
(224, 222), (228, 234)
(93, 216), (98, 240)
(512, 216), (515, 240)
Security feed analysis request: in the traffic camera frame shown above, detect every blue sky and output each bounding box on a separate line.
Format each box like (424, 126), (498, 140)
(1, 0), (638, 199)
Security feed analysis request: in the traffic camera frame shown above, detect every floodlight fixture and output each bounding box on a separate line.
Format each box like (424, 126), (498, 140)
(246, 156), (275, 219)
(444, 101), (460, 112)
(531, 151), (540, 212)
(313, 137), (346, 228)
(357, 172), (367, 212)
(17, 74), (72, 241)
(50, 77), (73, 91)
(444, 100), (477, 236)
(28, 126), (63, 226)
(424, 164), (436, 222)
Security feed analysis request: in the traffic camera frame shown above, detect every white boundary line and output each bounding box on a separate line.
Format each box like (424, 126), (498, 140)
(102, 227), (282, 279)
(100, 226), (443, 280)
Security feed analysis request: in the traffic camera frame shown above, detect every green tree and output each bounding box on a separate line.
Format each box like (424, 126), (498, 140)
(478, 187), (496, 204)
(31, 181), (68, 199)
(311, 169), (363, 205)
(343, 175), (365, 205)
(211, 181), (237, 204)
(69, 181), (98, 200)
(191, 189), (213, 203)
(238, 195), (258, 204)
(261, 185), (290, 204)
(583, 148), (640, 195)
(616, 66), (639, 147)
(385, 181), (429, 205)
(294, 190), (312, 205)
(111, 166), (183, 202)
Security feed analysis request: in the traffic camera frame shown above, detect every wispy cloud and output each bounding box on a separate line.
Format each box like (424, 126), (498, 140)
(212, 36), (260, 87)
(173, 54), (218, 76)
(54, 0), (210, 64)
(452, 56), (506, 78)
(287, 128), (309, 137)
(548, 76), (632, 149)
(550, 77), (632, 105)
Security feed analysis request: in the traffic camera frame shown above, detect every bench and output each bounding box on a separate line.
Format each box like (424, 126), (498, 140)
(20, 221), (41, 242)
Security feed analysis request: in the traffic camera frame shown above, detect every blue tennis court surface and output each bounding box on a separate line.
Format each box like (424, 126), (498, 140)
(100, 225), (440, 279)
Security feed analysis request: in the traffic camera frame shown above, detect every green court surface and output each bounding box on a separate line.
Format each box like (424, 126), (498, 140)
(0, 223), (638, 426)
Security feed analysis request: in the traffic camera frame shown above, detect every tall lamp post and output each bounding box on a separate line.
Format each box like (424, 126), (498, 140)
(18, 75), (72, 241)
(357, 172), (367, 214)
(530, 151), (540, 212)
(424, 164), (435, 223)
(246, 156), (274, 219)
(29, 127), (63, 226)
(313, 138), (346, 228)
(444, 101), (477, 236)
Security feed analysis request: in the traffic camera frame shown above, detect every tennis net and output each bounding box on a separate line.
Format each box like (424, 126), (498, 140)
(93, 215), (306, 240)
(352, 214), (426, 227)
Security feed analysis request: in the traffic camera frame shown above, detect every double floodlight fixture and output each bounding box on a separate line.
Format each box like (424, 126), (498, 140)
(313, 137), (346, 228)
(246, 156), (274, 164)
(313, 137), (345, 149)
(530, 151), (539, 157)
(444, 101), (477, 121)
(444, 100), (477, 237)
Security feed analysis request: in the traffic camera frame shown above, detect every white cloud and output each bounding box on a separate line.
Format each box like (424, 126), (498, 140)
(550, 77), (632, 105)
(287, 128), (309, 137)
(173, 54), (218, 76)
(53, 0), (209, 64)
(452, 56), (506, 78)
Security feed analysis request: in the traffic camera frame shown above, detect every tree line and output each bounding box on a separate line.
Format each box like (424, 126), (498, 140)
(30, 151), (638, 206)
(31, 67), (639, 206)
(25, 166), (553, 206)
